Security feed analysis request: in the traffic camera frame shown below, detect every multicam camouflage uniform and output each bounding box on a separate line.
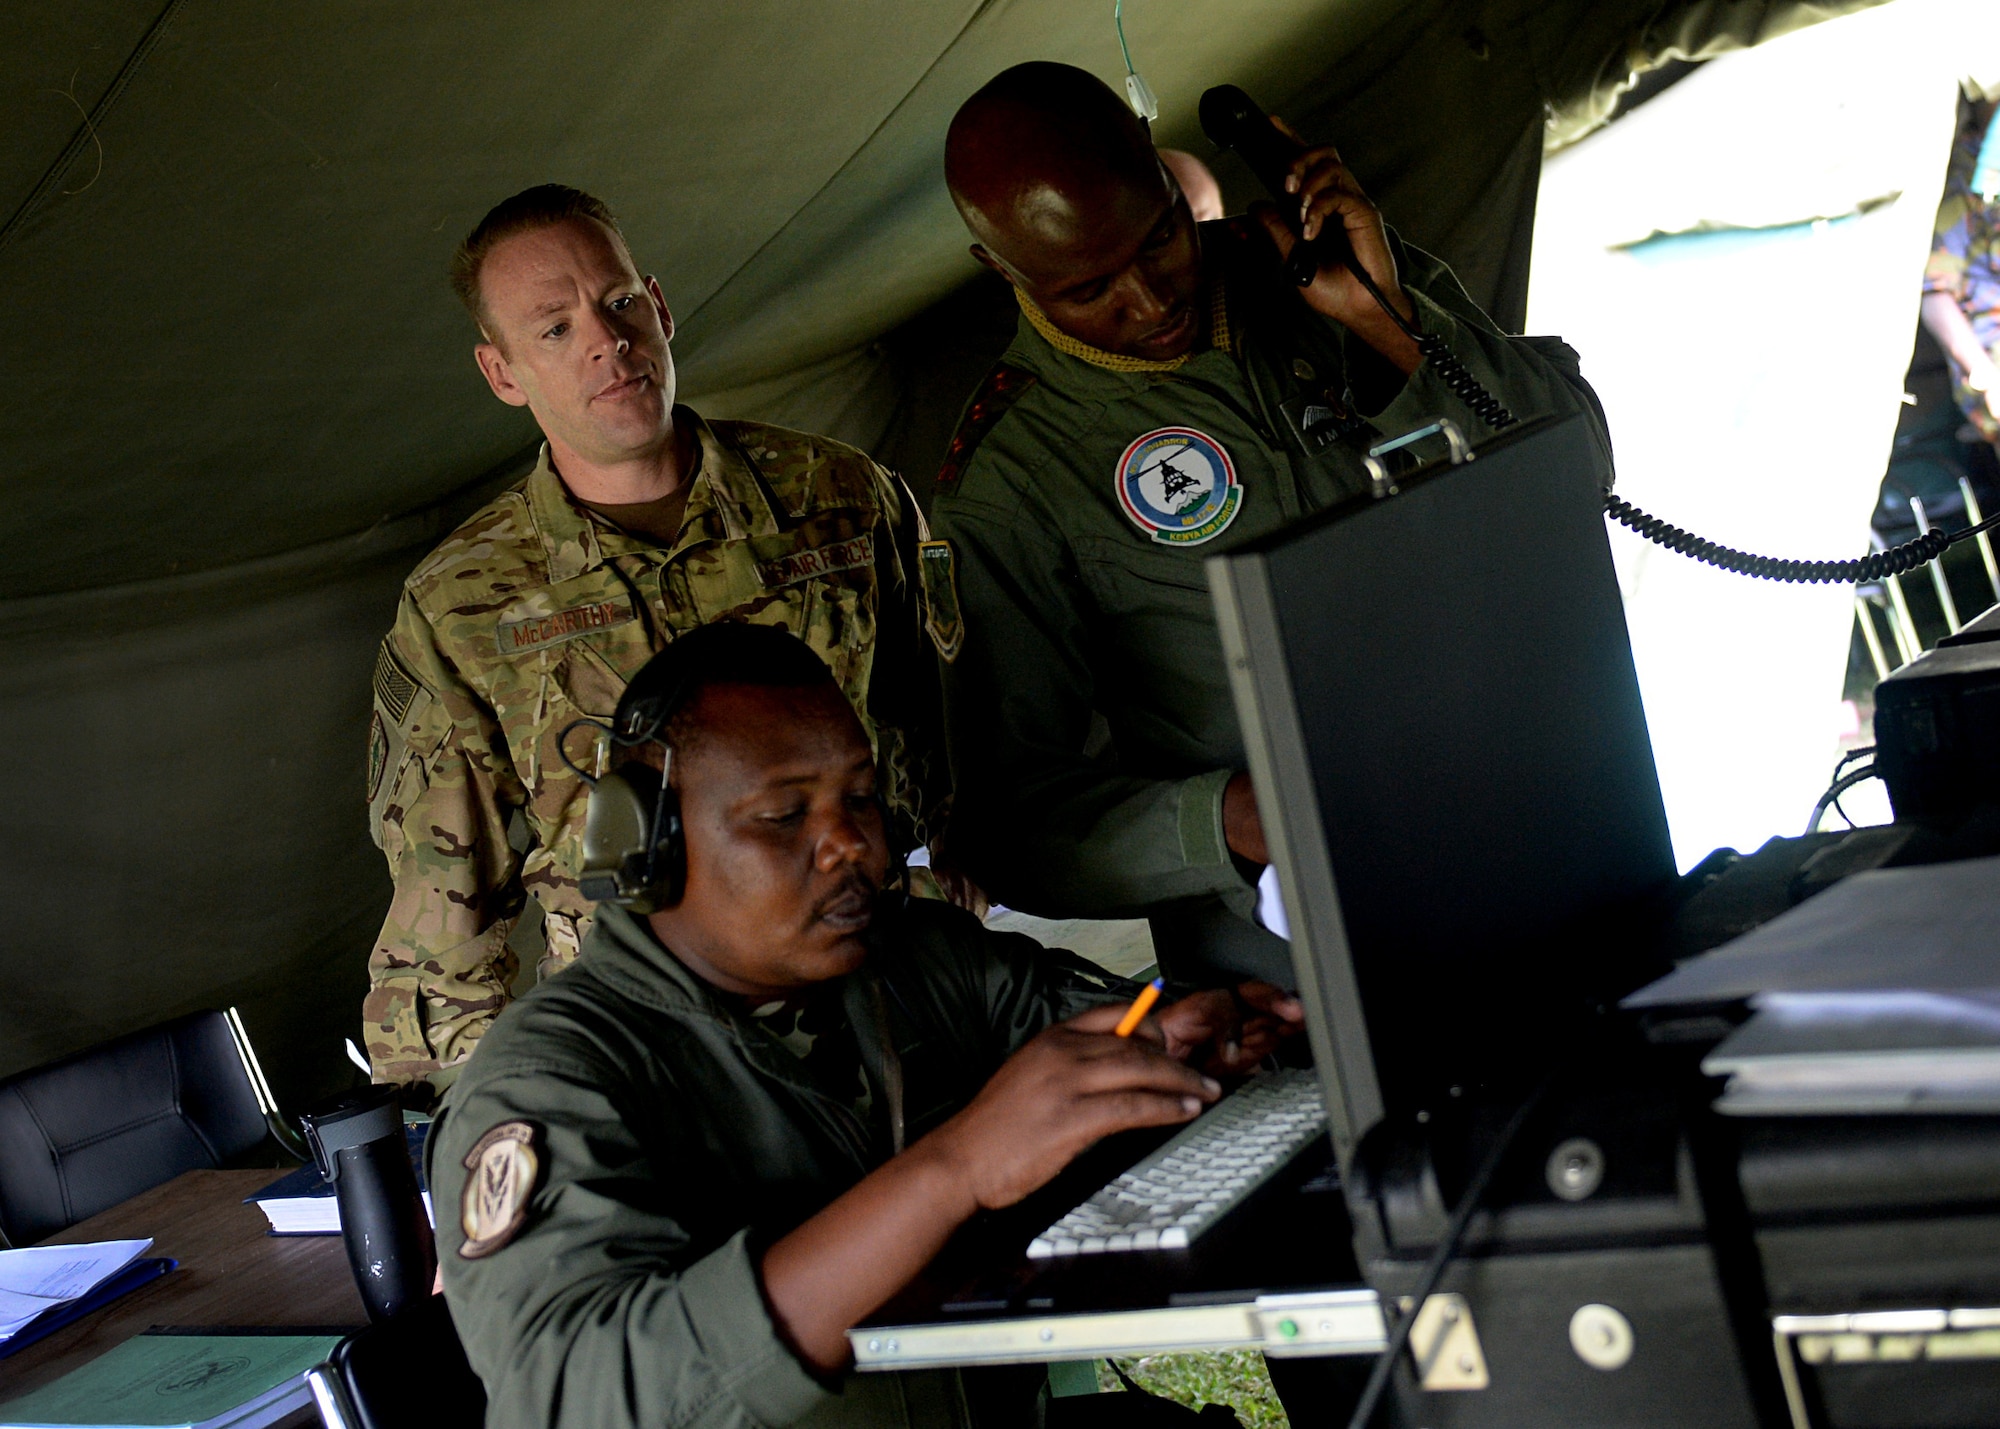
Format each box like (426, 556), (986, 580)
(364, 409), (942, 1098)
(1925, 97), (2000, 441)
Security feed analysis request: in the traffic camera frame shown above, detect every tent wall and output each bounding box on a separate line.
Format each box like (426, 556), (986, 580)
(0, 0), (1887, 1102)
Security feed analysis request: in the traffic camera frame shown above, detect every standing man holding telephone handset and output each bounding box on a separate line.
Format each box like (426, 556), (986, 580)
(926, 62), (1613, 991)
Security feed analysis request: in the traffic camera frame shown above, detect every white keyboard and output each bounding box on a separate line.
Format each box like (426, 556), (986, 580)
(1026, 1067), (1327, 1258)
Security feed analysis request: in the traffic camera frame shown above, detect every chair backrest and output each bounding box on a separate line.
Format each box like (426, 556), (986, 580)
(309, 1294), (487, 1429)
(0, 1009), (270, 1243)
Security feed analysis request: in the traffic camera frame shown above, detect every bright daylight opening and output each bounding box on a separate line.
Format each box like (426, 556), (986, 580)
(1529, 0), (2000, 868)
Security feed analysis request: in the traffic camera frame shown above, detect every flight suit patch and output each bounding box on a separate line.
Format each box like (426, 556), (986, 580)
(495, 599), (636, 656)
(918, 540), (964, 662)
(366, 713), (390, 803)
(1115, 427), (1243, 546)
(755, 531), (874, 589)
(458, 1121), (543, 1259)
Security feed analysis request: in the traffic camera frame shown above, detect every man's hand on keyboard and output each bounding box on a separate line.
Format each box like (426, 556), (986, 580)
(926, 1005), (1222, 1211)
(1152, 980), (1305, 1074)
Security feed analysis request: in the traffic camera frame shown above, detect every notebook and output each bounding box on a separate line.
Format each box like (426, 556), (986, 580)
(0, 1330), (341, 1429)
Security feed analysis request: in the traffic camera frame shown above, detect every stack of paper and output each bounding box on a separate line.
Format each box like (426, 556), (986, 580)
(0, 1242), (160, 1351)
(244, 1123), (431, 1235)
(1706, 991), (2000, 1114)
(1625, 854), (2000, 1010)
(1624, 855), (2000, 1115)
(0, 1329), (341, 1429)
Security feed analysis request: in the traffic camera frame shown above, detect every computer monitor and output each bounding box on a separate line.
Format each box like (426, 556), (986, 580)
(1207, 415), (1676, 1166)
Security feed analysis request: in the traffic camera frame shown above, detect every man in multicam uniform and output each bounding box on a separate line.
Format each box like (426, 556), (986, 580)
(364, 184), (942, 1103)
(1921, 92), (2000, 442)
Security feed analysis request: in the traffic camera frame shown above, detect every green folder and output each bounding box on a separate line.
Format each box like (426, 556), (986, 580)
(0, 1330), (341, 1429)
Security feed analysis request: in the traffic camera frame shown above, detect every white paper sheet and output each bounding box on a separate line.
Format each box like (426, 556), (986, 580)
(0, 1238), (152, 1341)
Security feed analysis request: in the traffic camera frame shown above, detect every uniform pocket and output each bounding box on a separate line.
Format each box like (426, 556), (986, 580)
(1072, 534), (1214, 614)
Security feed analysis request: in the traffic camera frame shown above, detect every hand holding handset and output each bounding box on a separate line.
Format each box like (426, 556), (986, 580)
(1196, 85), (2000, 583)
(1197, 85), (1358, 288)
(1202, 83), (1518, 430)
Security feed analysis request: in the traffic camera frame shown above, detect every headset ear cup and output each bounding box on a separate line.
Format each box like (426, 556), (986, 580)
(656, 789), (687, 908)
(579, 769), (654, 907)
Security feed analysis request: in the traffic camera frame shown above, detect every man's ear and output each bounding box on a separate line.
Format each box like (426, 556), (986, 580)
(474, 341), (531, 409)
(645, 275), (674, 342)
(967, 244), (1016, 286)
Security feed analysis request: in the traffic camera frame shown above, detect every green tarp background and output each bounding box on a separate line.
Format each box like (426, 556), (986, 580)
(0, 0), (1879, 1107)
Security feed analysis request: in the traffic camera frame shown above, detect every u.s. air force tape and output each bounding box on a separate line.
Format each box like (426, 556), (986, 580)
(458, 1121), (543, 1260)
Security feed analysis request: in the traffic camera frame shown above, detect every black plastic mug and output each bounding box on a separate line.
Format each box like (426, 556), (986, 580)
(300, 1085), (436, 1322)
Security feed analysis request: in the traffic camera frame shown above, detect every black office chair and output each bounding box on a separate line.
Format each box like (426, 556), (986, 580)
(308, 1294), (486, 1429)
(0, 1008), (301, 1245)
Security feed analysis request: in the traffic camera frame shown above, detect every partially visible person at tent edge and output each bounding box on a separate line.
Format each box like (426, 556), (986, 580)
(1920, 87), (2000, 443)
(926, 63), (1615, 993)
(362, 184), (950, 1107)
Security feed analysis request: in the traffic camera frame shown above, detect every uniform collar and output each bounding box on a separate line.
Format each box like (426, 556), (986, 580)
(522, 407), (781, 583)
(1013, 275), (1233, 375)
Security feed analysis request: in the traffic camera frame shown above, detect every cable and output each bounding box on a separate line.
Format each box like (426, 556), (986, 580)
(1335, 254), (1524, 433)
(1606, 498), (1982, 585)
(1806, 761), (1880, 835)
(1331, 226), (2000, 584)
(1114, 0), (1158, 121)
(1343, 1085), (1545, 1429)
(555, 717), (615, 785)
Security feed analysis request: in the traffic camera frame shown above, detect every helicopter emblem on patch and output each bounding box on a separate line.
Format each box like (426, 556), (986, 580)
(1115, 427), (1242, 546)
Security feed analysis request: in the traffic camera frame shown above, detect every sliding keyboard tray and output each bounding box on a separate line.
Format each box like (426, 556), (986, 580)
(851, 1127), (1381, 1370)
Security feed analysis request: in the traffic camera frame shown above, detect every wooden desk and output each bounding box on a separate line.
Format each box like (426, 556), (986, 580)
(0, 1170), (365, 1401)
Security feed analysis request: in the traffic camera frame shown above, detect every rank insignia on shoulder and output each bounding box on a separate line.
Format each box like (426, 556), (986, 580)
(935, 364), (1035, 495)
(918, 539), (965, 662)
(1116, 426), (1243, 547)
(458, 1120), (543, 1260)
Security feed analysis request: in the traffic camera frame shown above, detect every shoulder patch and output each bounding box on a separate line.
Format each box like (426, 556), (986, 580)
(935, 364), (1036, 496)
(458, 1120), (543, 1260)
(373, 640), (424, 726)
(918, 540), (964, 662)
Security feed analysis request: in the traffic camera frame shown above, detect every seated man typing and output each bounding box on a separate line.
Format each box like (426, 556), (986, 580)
(428, 621), (1301, 1429)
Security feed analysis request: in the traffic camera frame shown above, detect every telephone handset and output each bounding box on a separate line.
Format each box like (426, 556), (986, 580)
(1197, 85), (1359, 288)
(1197, 83), (1991, 587)
(1200, 84), (1519, 431)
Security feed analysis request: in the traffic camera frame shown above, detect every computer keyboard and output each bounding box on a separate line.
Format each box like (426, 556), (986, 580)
(1026, 1067), (1327, 1258)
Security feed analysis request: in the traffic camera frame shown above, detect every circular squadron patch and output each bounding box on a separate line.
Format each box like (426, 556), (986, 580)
(365, 713), (389, 802)
(1115, 427), (1242, 546)
(458, 1121), (542, 1260)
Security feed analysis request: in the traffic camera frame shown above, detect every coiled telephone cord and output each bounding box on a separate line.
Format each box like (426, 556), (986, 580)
(1346, 253), (1992, 585)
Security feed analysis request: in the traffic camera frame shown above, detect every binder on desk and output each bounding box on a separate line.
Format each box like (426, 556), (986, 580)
(0, 1259), (176, 1361)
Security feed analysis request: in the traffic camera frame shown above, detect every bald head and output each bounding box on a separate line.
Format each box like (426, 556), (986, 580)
(947, 64), (1164, 256)
(946, 63), (1206, 361)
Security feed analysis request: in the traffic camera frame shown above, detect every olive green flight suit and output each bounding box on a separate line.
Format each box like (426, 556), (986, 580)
(365, 410), (943, 1097)
(928, 221), (1612, 987)
(429, 898), (1123, 1429)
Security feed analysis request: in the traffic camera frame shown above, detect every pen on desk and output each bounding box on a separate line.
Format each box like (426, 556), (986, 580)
(1114, 977), (1166, 1037)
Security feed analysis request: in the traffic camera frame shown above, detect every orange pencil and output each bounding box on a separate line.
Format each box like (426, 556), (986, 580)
(1114, 977), (1166, 1037)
